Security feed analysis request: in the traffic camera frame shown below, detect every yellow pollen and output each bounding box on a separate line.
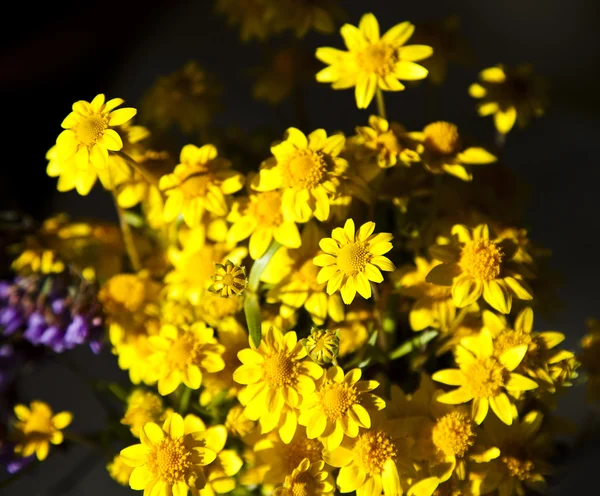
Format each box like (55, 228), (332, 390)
(290, 471), (316, 496)
(353, 430), (397, 475)
(337, 242), (370, 277)
(75, 114), (108, 146)
(180, 173), (215, 198)
(501, 455), (535, 481)
(263, 352), (297, 388)
(282, 150), (327, 189)
(168, 333), (199, 369)
(432, 411), (476, 457)
(320, 381), (357, 420)
(148, 437), (192, 485)
(495, 330), (532, 357)
(251, 191), (283, 227)
(222, 274), (235, 286)
(463, 357), (508, 399)
(423, 122), (461, 155)
(23, 413), (53, 435)
(283, 437), (323, 472)
(357, 42), (397, 77)
(459, 239), (503, 281)
(105, 275), (146, 312)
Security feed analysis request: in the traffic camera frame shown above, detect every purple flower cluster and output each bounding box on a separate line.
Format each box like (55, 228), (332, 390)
(0, 272), (103, 354)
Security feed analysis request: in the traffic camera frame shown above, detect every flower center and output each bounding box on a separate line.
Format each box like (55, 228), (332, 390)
(104, 275), (146, 312)
(423, 121), (460, 156)
(337, 242), (370, 277)
(24, 413), (53, 435)
(431, 411), (476, 457)
(251, 191), (283, 227)
(168, 333), (199, 369)
(284, 436), (323, 473)
(281, 150), (327, 189)
(290, 471), (316, 496)
(459, 239), (503, 281)
(376, 131), (401, 156)
(463, 357), (508, 399)
(353, 430), (397, 475)
(501, 454), (535, 481)
(357, 42), (397, 76)
(148, 437), (192, 485)
(180, 174), (215, 198)
(263, 351), (297, 388)
(319, 381), (357, 420)
(75, 114), (108, 147)
(494, 330), (533, 358)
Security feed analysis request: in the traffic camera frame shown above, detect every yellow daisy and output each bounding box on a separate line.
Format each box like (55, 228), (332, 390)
(159, 144), (244, 227)
(316, 13), (432, 108)
(107, 455), (134, 486)
(13, 401), (72, 461)
(433, 329), (538, 425)
(121, 389), (166, 438)
(314, 219), (395, 304)
(408, 121), (497, 181)
(303, 328), (340, 365)
(274, 459), (335, 496)
(233, 327), (323, 443)
(337, 305), (372, 357)
(299, 366), (385, 450)
(148, 322), (225, 395)
(55, 93), (137, 172)
(426, 224), (533, 314)
(252, 127), (348, 223)
(469, 64), (546, 134)
(119, 413), (220, 496)
(225, 404), (256, 439)
(208, 260), (247, 298)
(227, 191), (301, 259)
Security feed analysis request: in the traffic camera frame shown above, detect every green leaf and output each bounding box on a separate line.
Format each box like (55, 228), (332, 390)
(244, 293), (262, 348)
(389, 330), (438, 360)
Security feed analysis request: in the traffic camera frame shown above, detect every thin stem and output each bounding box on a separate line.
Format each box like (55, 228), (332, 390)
(112, 190), (142, 272)
(495, 131), (506, 149)
(179, 386), (192, 415)
(376, 88), (387, 120)
(113, 150), (159, 187)
(64, 431), (99, 449)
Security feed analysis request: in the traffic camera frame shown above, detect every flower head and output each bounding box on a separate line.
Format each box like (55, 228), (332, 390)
(120, 413), (221, 495)
(252, 127), (348, 223)
(302, 328), (339, 365)
(121, 389), (167, 438)
(316, 13), (432, 108)
(314, 219), (395, 304)
(208, 260), (247, 298)
(274, 459), (335, 496)
(13, 401), (72, 461)
(107, 455), (134, 486)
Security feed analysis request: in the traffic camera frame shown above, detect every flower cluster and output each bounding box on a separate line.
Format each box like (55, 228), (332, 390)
(0, 7), (591, 496)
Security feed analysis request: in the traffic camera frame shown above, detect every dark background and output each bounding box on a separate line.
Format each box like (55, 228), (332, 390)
(1, 0), (600, 494)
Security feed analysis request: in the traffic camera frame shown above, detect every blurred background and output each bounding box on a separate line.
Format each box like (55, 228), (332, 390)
(1, 0), (599, 493)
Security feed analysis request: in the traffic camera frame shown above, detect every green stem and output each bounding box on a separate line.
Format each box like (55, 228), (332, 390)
(112, 190), (142, 272)
(389, 330), (438, 360)
(64, 431), (99, 449)
(113, 150), (159, 187)
(179, 387), (192, 415)
(376, 88), (387, 120)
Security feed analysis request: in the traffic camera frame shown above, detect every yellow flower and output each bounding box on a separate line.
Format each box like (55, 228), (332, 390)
(264, 222), (345, 325)
(233, 327), (323, 443)
(337, 305), (372, 357)
(108, 455), (134, 486)
(580, 318), (600, 402)
(469, 64), (546, 134)
(302, 328), (339, 365)
(54, 94), (136, 184)
(355, 115), (420, 169)
(252, 127), (348, 223)
(159, 144), (244, 227)
(314, 219), (395, 304)
(426, 224), (533, 314)
(274, 459), (335, 496)
(227, 191), (301, 259)
(225, 404), (256, 439)
(13, 401), (72, 461)
(208, 260), (247, 298)
(433, 329), (538, 425)
(324, 415), (410, 496)
(316, 13), (432, 108)
(299, 366), (385, 450)
(11, 249), (65, 275)
(408, 121), (497, 181)
(148, 322), (225, 395)
(119, 413), (221, 495)
(121, 389), (166, 438)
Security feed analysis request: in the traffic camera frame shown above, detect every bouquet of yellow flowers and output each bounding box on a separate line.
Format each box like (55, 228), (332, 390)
(1, 4), (598, 496)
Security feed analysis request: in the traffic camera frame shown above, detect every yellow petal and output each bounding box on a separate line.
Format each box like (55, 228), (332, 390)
(437, 387), (472, 404)
(494, 106), (517, 134)
(482, 279), (512, 314)
(432, 369), (463, 386)
(120, 444), (148, 467)
(408, 477), (439, 496)
(499, 345), (528, 371)
(398, 45), (433, 62)
(452, 275), (482, 308)
(109, 107), (137, 126)
(341, 278), (357, 304)
(359, 13), (380, 42)
(394, 61), (428, 80)
(490, 393), (513, 425)
(355, 73), (378, 109)
(129, 466), (152, 490)
(52, 411), (73, 429)
(382, 458), (401, 496)
(506, 373), (538, 391)
(472, 397), (489, 424)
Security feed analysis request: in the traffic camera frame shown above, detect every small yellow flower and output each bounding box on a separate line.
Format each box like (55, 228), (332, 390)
(426, 224), (533, 314)
(302, 328), (339, 365)
(299, 366), (384, 450)
(121, 389), (166, 438)
(11, 249), (65, 275)
(433, 329), (538, 425)
(469, 64), (546, 134)
(316, 13), (432, 108)
(225, 404), (256, 439)
(119, 413), (221, 496)
(337, 306), (372, 357)
(148, 322), (225, 396)
(274, 459), (335, 496)
(55, 94), (136, 175)
(208, 260), (247, 298)
(227, 191), (301, 259)
(314, 219), (395, 304)
(13, 401), (72, 461)
(159, 144), (244, 227)
(233, 327), (323, 443)
(252, 127), (348, 223)
(408, 121), (497, 181)
(107, 455), (134, 486)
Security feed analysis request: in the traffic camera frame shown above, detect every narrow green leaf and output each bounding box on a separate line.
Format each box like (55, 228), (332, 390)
(389, 330), (438, 360)
(244, 293), (262, 348)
